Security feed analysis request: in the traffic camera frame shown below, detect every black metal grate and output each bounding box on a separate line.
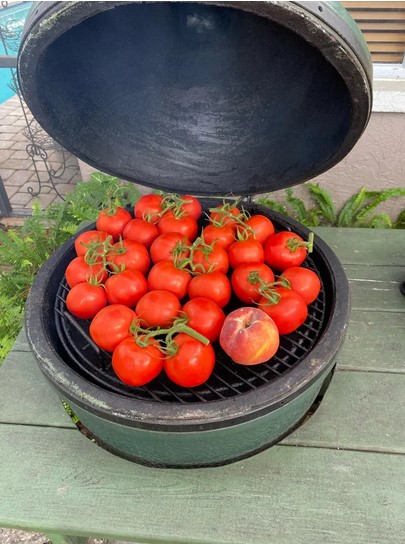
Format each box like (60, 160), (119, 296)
(53, 239), (328, 404)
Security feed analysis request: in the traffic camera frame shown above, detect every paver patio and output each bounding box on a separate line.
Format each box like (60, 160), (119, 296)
(0, 94), (81, 215)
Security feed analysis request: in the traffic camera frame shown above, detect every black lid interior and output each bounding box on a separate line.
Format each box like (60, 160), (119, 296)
(19, 2), (371, 195)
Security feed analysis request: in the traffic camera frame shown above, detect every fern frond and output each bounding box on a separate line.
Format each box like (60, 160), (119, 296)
(337, 187), (367, 227)
(355, 188), (405, 223)
(365, 213), (393, 229)
(307, 208), (321, 227)
(256, 197), (288, 216)
(393, 209), (405, 229)
(307, 183), (337, 224)
(285, 188), (310, 224)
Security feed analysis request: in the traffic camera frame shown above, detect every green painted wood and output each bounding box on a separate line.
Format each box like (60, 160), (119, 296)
(45, 534), (87, 544)
(337, 310), (405, 372)
(313, 227), (405, 266)
(345, 264), (405, 312)
(283, 370), (405, 452)
(0, 350), (75, 428)
(11, 328), (31, 352)
(0, 228), (404, 542)
(0, 424), (404, 544)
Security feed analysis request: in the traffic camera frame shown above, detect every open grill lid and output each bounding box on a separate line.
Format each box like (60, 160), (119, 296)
(18, 1), (372, 196)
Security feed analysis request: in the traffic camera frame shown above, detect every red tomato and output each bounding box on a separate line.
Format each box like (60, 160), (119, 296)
(66, 282), (107, 320)
(90, 304), (137, 352)
(108, 239), (150, 275)
(182, 297), (225, 343)
(228, 239), (264, 269)
(112, 336), (163, 386)
(209, 205), (242, 227)
(122, 218), (159, 248)
(231, 263), (275, 304)
(192, 243), (229, 274)
(134, 193), (164, 223)
(188, 272), (231, 308)
(258, 287), (308, 335)
(240, 215), (275, 245)
(96, 207), (132, 241)
(280, 267), (321, 305)
(74, 230), (110, 257)
(164, 333), (215, 387)
(201, 223), (235, 250)
(149, 233), (191, 264)
(179, 195), (202, 221)
(136, 290), (181, 327)
(264, 231), (309, 271)
(65, 257), (107, 288)
(158, 210), (198, 241)
(147, 261), (191, 300)
(105, 269), (148, 307)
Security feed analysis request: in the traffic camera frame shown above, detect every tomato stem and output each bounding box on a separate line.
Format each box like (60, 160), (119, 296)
(131, 316), (210, 357)
(208, 198), (249, 228)
(286, 232), (314, 254)
(183, 236), (218, 274)
(246, 271), (288, 305)
(258, 288), (281, 305)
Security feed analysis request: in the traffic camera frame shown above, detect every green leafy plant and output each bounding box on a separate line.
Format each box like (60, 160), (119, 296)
(257, 184), (405, 229)
(0, 173), (140, 364)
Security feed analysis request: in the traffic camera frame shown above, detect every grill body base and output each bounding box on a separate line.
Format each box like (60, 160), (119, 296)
(62, 370), (330, 467)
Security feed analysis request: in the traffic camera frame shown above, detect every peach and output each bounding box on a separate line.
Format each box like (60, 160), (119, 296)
(219, 307), (279, 365)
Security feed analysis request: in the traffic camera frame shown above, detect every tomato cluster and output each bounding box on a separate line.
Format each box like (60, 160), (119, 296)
(64, 193), (321, 389)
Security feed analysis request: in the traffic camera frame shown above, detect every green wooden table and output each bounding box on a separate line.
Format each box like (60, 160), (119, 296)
(0, 227), (404, 544)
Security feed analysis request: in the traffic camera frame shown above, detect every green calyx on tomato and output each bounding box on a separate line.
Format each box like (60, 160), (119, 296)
(136, 192), (202, 224)
(208, 198), (246, 228)
(82, 235), (114, 268)
(247, 271), (294, 305)
(185, 236), (229, 274)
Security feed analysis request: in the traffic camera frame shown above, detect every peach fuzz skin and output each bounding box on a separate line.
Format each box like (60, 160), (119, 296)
(219, 307), (279, 365)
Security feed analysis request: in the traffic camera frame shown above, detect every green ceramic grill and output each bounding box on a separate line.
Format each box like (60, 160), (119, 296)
(20, 1), (372, 467)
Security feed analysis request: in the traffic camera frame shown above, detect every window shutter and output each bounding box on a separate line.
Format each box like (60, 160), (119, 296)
(341, 1), (405, 63)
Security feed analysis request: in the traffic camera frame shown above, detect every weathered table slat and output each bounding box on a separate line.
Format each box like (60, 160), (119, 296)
(337, 310), (405, 372)
(11, 328), (31, 352)
(345, 264), (405, 312)
(284, 370), (405, 452)
(0, 351), (75, 428)
(0, 227), (404, 543)
(1, 425), (404, 544)
(312, 227), (405, 266)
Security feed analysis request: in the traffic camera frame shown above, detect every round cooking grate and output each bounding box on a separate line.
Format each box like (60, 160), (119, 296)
(53, 208), (328, 404)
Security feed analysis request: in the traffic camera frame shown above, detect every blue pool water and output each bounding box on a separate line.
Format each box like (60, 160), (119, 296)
(0, 1), (32, 103)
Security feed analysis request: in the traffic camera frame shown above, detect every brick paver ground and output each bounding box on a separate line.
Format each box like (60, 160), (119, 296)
(0, 94), (81, 215)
